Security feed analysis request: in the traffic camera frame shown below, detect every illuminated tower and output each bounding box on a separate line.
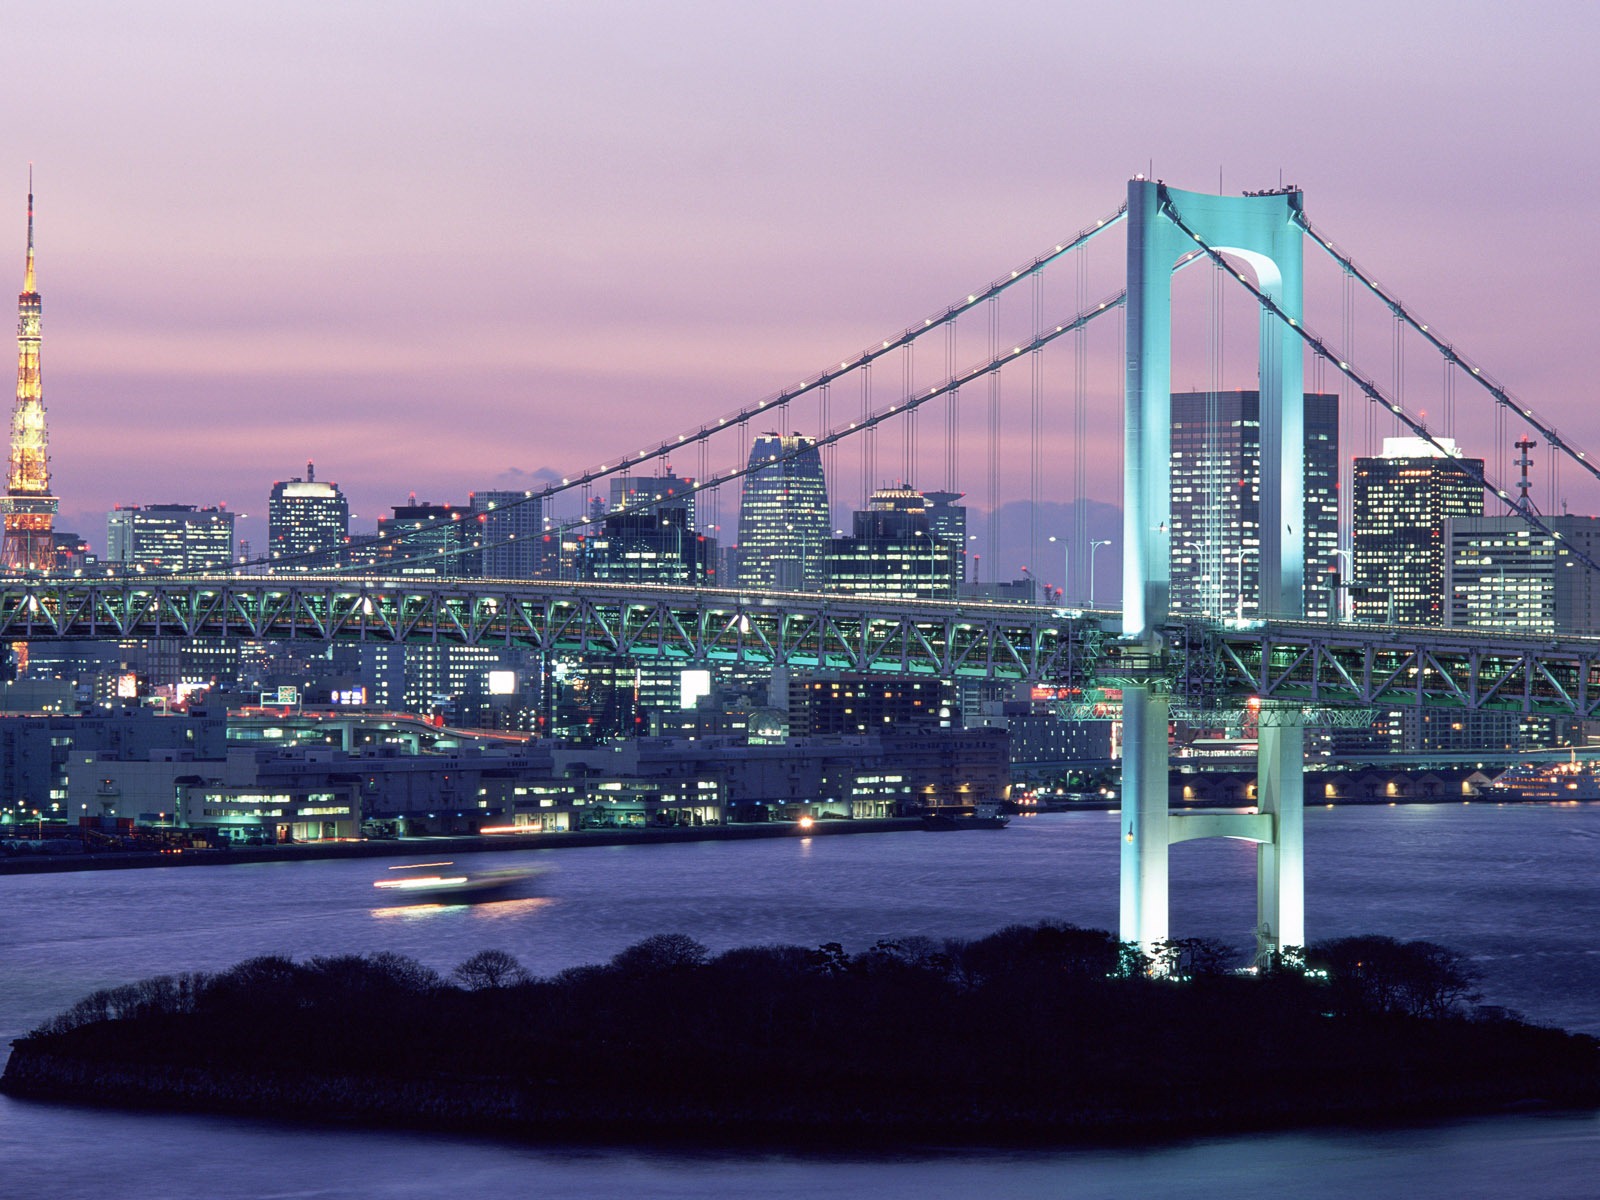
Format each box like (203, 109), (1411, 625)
(1, 173), (56, 572)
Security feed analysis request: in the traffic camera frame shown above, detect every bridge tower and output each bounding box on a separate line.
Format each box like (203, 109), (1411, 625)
(1121, 179), (1305, 960)
(1, 171), (57, 573)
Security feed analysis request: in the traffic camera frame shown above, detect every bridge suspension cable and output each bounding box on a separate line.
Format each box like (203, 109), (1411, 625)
(1158, 187), (1600, 579)
(533, 204), (1128, 506)
(1295, 212), (1600, 489)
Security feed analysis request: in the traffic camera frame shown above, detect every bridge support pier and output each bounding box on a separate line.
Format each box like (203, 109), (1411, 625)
(1119, 684), (1170, 951)
(1255, 706), (1305, 961)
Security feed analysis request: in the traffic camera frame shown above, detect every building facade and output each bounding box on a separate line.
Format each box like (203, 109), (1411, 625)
(735, 433), (830, 589)
(471, 490), (543, 579)
(106, 505), (235, 572)
(822, 486), (961, 600)
(267, 463), (349, 570)
(1352, 437), (1483, 625)
(1445, 514), (1600, 636)
(1169, 390), (1339, 620)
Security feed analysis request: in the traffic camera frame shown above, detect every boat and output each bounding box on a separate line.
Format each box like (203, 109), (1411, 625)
(372, 860), (542, 903)
(1489, 757), (1600, 802)
(920, 803), (1010, 831)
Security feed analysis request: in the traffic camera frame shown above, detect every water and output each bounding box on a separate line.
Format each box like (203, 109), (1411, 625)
(3, 803), (1597, 1198)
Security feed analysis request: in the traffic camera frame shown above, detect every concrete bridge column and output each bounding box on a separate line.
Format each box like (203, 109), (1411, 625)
(1255, 705), (1305, 960)
(1119, 684), (1170, 951)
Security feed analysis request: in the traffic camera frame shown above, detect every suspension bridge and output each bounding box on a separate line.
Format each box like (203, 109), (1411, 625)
(6, 178), (1598, 958)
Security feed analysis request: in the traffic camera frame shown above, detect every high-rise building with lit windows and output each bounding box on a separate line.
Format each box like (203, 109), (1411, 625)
(822, 485), (960, 600)
(1352, 437), (1483, 625)
(471, 490), (543, 579)
(1445, 515), (1600, 636)
(1169, 391), (1339, 620)
(736, 433), (829, 590)
(2, 176), (56, 572)
(106, 505), (235, 572)
(267, 462), (349, 571)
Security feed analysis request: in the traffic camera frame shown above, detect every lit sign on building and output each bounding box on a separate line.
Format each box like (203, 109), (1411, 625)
(679, 668), (712, 710)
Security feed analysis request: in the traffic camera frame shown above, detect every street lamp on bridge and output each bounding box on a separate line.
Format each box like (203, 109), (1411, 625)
(1048, 535), (1069, 605)
(1089, 539), (1112, 608)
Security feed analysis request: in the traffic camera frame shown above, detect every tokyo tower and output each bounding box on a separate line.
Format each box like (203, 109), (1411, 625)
(1, 170), (56, 572)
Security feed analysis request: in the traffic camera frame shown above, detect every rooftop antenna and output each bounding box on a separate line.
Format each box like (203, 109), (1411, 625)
(1514, 434), (1540, 515)
(23, 163), (35, 293)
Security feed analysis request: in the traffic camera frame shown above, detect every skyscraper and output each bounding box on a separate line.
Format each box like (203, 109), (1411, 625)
(822, 485), (960, 600)
(2, 175), (56, 572)
(374, 501), (477, 579)
(922, 491), (969, 581)
(106, 505), (236, 572)
(736, 433), (829, 590)
(1168, 391), (1338, 620)
(608, 470), (696, 525)
(470, 490), (543, 579)
(1445, 515), (1600, 636)
(267, 462), (349, 571)
(1352, 436), (1483, 625)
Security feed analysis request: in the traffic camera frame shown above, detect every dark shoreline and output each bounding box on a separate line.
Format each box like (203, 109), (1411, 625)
(4, 1046), (1592, 1151)
(6, 928), (1596, 1150)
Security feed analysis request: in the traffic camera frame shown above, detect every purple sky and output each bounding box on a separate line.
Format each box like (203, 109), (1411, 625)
(6, 1), (1599, 558)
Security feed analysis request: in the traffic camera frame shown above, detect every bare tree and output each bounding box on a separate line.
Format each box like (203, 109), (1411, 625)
(452, 949), (530, 990)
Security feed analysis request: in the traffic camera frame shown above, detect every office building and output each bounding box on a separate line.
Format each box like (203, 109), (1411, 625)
(1169, 390), (1339, 620)
(1445, 514), (1600, 636)
(736, 433), (830, 589)
(608, 470), (695, 524)
(471, 490), (543, 579)
(373, 501), (477, 579)
(1352, 437), (1483, 625)
(923, 491), (970, 581)
(106, 504), (235, 572)
(823, 485), (960, 600)
(267, 462), (349, 571)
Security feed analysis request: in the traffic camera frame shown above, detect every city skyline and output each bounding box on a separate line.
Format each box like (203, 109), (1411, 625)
(3, 3), (1599, 558)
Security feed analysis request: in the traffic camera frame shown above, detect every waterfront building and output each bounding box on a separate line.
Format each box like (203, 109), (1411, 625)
(1, 176), (57, 572)
(267, 463), (349, 571)
(786, 672), (954, 737)
(1, 706), (227, 829)
(1169, 390), (1339, 620)
(1352, 437), (1483, 625)
(735, 433), (830, 589)
(106, 504), (235, 572)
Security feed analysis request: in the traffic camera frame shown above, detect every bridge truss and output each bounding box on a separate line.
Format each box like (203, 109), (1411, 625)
(0, 576), (1105, 682)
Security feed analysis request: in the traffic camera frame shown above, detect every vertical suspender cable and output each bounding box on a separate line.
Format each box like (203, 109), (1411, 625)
(1442, 360), (1455, 440)
(1030, 272), (1043, 591)
(1392, 314), (1405, 436)
(945, 319), (959, 495)
(903, 342), (916, 484)
(861, 361), (874, 508)
(987, 297), (1000, 587)
(1073, 246), (1088, 603)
